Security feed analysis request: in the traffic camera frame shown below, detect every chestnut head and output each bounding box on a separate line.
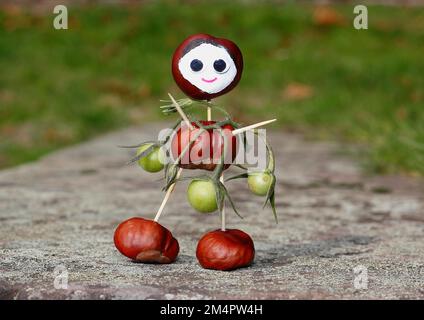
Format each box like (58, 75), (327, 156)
(172, 34), (243, 100)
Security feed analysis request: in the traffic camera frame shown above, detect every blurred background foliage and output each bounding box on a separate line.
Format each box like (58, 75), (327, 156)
(0, 1), (423, 175)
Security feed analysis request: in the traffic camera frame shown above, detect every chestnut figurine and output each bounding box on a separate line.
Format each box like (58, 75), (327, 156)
(196, 229), (255, 271)
(172, 33), (243, 100)
(114, 217), (179, 264)
(114, 34), (277, 273)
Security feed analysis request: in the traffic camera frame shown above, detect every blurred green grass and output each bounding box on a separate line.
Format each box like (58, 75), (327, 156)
(0, 2), (423, 175)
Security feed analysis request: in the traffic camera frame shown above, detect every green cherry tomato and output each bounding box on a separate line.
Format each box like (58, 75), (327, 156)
(187, 180), (218, 213)
(137, 144), (165, 173)
(248, 172), (273, 196)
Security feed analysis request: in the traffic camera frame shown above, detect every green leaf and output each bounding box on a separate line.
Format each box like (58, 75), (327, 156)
(269, 191), (278, 224)
(162, 164), (179, 191)
(126, 144), (156, 165)
(160, 98), (193, 115)
(218, 181), (243, 219)
(215, 180), (225, 213)
(177, 175), (209, 183)
(262, 173), (276, 208)
(261, 173), (278, 223)
(117, 140), (156, 149)
(234, 164), (250, 171)
(225, 172), (248, 182)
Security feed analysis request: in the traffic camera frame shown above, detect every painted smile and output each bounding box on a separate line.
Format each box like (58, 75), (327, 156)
(201, 77), (218, 83)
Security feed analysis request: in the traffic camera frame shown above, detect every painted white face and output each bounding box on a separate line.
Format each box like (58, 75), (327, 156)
(178, 43), (237, 94)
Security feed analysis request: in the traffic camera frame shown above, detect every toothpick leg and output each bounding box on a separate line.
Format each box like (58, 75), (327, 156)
(207, 103), (226, 231)
(220, 174), (226, 231)
(153, 94), (193, 223)
(154, 167), (183, 222)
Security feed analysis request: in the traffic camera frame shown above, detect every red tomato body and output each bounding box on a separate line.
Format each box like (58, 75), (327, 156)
(170, 120), (237, 171)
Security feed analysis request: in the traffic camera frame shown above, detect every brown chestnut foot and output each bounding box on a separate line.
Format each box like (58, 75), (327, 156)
(114, 217), (179, 264)
(196, 229), (255, 271)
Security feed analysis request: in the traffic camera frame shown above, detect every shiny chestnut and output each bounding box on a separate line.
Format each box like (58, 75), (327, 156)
(196, 229), (255, 271)
(114, 217), (179, 264)
(172, 33), (243, 100)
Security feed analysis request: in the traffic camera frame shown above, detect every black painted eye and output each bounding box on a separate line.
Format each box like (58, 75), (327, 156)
(213, 59), (227, 72)
(190, 59), (203, 72)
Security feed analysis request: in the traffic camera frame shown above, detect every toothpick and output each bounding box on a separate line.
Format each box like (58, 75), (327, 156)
(220, 174), (226, 231)
(154, 168), (183, 222)
(207, 104), (226, 231)
(168, 93), (193, 130)
(207, 106), (212, 121)
(232, 119), (277, 136)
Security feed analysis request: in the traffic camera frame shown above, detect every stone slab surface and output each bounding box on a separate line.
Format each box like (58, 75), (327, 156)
(0, 123), (423, 299)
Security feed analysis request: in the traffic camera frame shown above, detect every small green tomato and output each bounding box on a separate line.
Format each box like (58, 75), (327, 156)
(247, 172), (273, 196)
(187, 180), (218, 213)
(137, 143), (165, 173)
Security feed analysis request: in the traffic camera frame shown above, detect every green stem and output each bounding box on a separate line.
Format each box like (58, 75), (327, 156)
(267, 144), (275, 172)
(192, 119), (232, 130)
(255, 131), (275, 172)
(197, 100), (231, 119)
(192, 121), (225, 180)
(160, 119), (183, 146)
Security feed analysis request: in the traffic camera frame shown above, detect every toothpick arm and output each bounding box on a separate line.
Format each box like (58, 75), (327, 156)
(232, 119), (277, 135)
(168, 93), (193, 130)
